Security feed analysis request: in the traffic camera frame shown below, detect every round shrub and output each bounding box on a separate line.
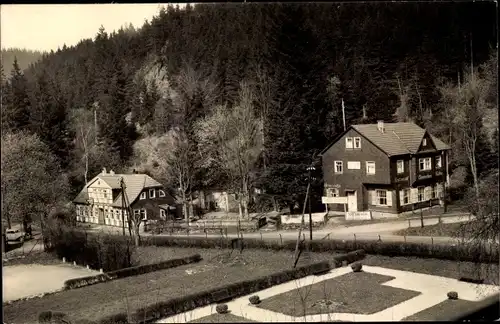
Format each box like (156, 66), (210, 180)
(447, 291), (459, 300)
(216, 304), (229, 314)
(351, 262), (362, 272)
(249, 295), (261, 305)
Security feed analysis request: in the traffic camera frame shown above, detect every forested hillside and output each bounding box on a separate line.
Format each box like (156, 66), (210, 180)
(1, 3), (497, 222)
(1, 48), (44, 76)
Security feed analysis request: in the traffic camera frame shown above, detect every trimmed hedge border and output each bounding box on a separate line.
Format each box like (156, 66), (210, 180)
(63, 254), (202, 290)
(140, 235), (499, 263)
(93, 250), (366, 324)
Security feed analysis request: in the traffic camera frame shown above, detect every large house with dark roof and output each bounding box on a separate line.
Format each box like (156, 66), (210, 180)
(73, 168), (178, 228)
(319, 121), (451, 219)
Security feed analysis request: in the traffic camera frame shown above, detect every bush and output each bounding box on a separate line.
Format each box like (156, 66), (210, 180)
(45, 228), (134, 272)
(447, 291), (459, 300)
(107, 254), (202, 280)
(216, 304), (229, 314)
(38, 311), (68, 324)
(64, 254), (202, 290)
(141, 235), (498, 263)
(249, 295), (260, 305)
(351, 262), (362, 272)
(64, 274), (111, 290)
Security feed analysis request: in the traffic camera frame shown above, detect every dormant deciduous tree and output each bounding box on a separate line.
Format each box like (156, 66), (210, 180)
(195, 81), (263, 218)
(440, 68), (490, 198)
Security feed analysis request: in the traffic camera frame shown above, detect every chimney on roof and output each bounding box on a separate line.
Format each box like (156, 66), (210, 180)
(102, 167), (107, 175)
(377, 120), (385, 133)
(109, 170), (115, 175)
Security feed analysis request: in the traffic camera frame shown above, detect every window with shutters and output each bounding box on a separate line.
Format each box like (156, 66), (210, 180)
(334, 161), (343, 173)
(418, 187), (425, 202)
(402, 189), (410, 205)
(431, 185), (436, 199)
(436, 156), (442, 168)
(345, 137), (353, 149)
(347, 161), (361, 169)
(376, 190), (387, 205)
(419, 157), (432, 171)
(354, 137), (361, 149)
(366, 161), (376, 175)
(397, 160), (404, 174)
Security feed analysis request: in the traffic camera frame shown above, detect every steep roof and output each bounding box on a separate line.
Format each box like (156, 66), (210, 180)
(351, 122), (450, 156)
(73, 172), (164, 207)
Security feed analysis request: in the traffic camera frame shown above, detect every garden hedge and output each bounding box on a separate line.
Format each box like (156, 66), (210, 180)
(63, 254), (202, 290)
(94, 260), (334, 323)
(140, 235), (498, 263)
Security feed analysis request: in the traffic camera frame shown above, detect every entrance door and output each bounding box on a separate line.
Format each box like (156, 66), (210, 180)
(346, 190), (357, 212)
(98, 208), (105, 224)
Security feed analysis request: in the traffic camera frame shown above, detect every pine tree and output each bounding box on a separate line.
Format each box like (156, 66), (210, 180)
(3, 58), (31, 132)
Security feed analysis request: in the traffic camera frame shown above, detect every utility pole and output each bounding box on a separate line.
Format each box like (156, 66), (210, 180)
(307, 165), (314, 240)
(93, 102), (98, 145)
(341, 98), (346, 131)
(120, 177), (126, 236)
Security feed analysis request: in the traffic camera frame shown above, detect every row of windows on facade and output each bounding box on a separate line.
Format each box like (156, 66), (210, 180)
(88, 188), (167, 200)
(76, 216), (130, 227)
(76, 206), (168, 220)
(326, 184), (443, 207)
(333, 156), (442, 174)
(344, 136), (430, 150)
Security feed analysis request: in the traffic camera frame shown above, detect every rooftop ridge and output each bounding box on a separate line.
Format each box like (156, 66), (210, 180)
(392, 130), (413, 154)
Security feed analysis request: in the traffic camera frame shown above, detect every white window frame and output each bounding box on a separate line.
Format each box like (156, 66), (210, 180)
(419, 157), (432, 171)
(397, 160), (404, 174)
(417, 186), (425, 202)
(149, 189), (156, 198)
(347, 161), (361, 170)
(436, 156), (442, 168)
(366, 161), (376, 175)
(334, 161), (343, 173)
(376, 190), (387, 206)
(422, 138), (427, 146)
(159, 190), (166, 197)
(431, 185), (436, 199)
(160, 209), (167, 219)
(354, 137), (361, 149)
(103, 190), (107, 198)
(403, 189), (410, 205)
(326, 188), (339, 197)
(140, 192), (146, 200)
(140, 209), (147, 220)
(345, 137), (353, 149)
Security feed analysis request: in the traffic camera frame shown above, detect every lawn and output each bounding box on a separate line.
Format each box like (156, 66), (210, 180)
(394, 220), (476, 238)
(3, 247), (338, 323)
(189, 313), (257, 323)
(401, 299), (479, 321)
(362, 255), (499, 285)
(257, 272), (420, 317)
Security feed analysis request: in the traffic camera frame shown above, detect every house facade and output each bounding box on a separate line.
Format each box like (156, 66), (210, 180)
(73, 168), (178, 228)
(320, 121), (450, 219)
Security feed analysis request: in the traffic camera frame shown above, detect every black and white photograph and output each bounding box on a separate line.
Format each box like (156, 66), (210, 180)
(1, 2), (498, 323)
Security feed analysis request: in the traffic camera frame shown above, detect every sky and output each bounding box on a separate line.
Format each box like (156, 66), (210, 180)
(1, 4), (186, 52)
